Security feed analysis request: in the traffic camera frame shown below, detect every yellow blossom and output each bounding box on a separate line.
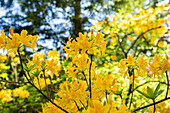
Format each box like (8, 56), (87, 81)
(158, 41), (167, 48)
(0, 89), (12, 103)
(125, 55), (136, 66)
(127, 35), (134, 41)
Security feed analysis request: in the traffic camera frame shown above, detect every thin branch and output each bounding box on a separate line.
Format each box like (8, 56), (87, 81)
(127, 26), (161, 54)
(36, 76), (42, 91)
(132, 96), (170, 112)
(0, 79), (28, 84)
(125, 68), (133, 105)
(132, 80), (167, 92)
(165, 71), (169, 98)
(43, 69), (51, 99)
(89, 54), (93, 99)
(80, 99), (86, 109)
(115, 33), (127, 57)
(17, 49), (69, 113)
(74, 100), (80, 111)
(129, 71), (135, 110)
(153, 99), (156, 113)
(106, 90), (108, 103)
(81, 71), (88, 86)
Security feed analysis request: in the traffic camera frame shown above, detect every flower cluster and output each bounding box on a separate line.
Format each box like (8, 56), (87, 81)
(0, 89), (12, 103)
(91, 2), (170, 48)
(0, 26), (37, 53)
(13, 87), (29, 98)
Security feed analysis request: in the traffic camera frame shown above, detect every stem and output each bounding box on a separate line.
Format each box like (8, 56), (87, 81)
(82, 71), (88, 86)
(27, 71), (34, 84)
(11, 57), (18, 82)
(125, 68), (133, 105)
(37, 76), (41, 91)
(0, 79), (28, 84)
(133, 80), (167, 92)
(126, 26), (161, 54)
(165, 71), (169, 98)
(80, 99), (86, 109)
(106, 90), (108, 103)
(17, 49), (69, 113)
(43, 69), (51, 99)
(153, 99), (156, 113)
(129, 73), (135, 110)
(115, 33), (127, 57)
(132, 96), (170, 112)
(74, 100), (80, 111)
(89, 54), (93, 99)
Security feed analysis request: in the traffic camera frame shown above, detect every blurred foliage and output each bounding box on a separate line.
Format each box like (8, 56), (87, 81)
(0, 0), (150, 51)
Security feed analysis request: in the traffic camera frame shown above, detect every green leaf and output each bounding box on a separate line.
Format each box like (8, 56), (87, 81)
(136, 89), (152, 99)
(154, 83), (160, 97)
(155, 90), (164, 98)
(120, 89), (123, 94)
(113, 90), (121, 95)
(147, 86), (154, 99)
(23, 63), (28, 72)
(32, 68), (40, 77)
(28, 63), (37, 71)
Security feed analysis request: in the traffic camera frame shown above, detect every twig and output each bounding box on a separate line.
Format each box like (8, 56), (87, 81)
(43, 69), (51, 99)
(17, 49), (69, 113)
(106, 90), (108, 103)
(153, 99), (156, 113)
(125, 68), (133, 105)
(165, 71), (169, 98)
(36, 76), (42, 91)
(127, 26), (161, 54)
(80, 99), (86, 109)
(74, 100), (80, 111)
(115, 33), (127, 57)
(89, 54), (93, 99)
(132, 81), (167, 92)
(0, 79), (28, 84)
(129, 71), (135, 110)
(132, 96), (170, 112)
(81, 71), (88, 86)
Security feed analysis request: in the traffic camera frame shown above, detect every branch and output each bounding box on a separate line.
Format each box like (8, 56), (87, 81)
(89, 54), (93, 99)
(17, 49), (69, 113)
(129, 71), (135, 110)
(127, 26), (161, 54)
(132, 80), (167, 92)
(165, 71), (169, 98)
(0, 79), (28, 84)
(43, 69), (51, 99)
(81, 71), (88, 86)
(132, 96), (170, 112)
(115, 33), (127, 57)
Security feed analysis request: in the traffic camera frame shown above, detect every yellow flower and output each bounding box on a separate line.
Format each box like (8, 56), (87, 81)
(159, 59), (170, 74)
(103, 26), (110, 34)
(110, 100), (130, 113)
(127, 35), (134, 41)
(0, 89), (12, 103)
(125, 55), (136, 66)
(83, 100), (110, 113)
(110, 37), (117, 45)
(46, 50), (61, 77)
(137, 56), (148, 74)
(5, 33), (20, 53)
(111, 55), (117, 60)
(34, 77), (51, 89)
(0, 30), (7, 49)
(13, 88), (29, 98)
(150, 37), (158, 44)
(158, 41), (167, 48)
